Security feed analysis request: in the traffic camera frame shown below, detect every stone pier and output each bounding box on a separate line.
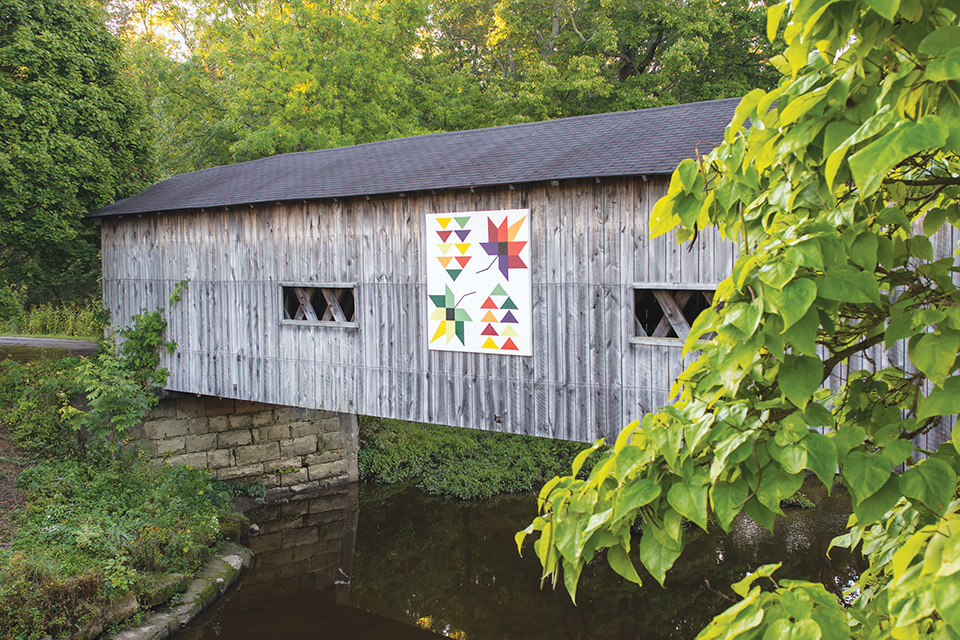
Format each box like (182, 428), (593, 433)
(129, 395), (359, 495)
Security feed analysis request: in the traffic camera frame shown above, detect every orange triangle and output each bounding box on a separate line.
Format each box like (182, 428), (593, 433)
(481, 337), (499, 349)
(437, 217), (452, 229)
(455, 256), (471, 267)
(481, 311), (498, 323)
(507, 216), (525, 241)
(437, 256), (453, 267)
(480, 297), (498, 309)
(455, 243), (471, 255)
(501, 338), (519, 351)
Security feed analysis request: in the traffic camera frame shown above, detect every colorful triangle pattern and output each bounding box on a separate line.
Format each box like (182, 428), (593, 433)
(482, 311), (498, 322)
(500, 325), (518, 337)
(455, 243), (471, 255)
(455, 216), (470, 229)
(500, 297), (518, 310)
(437, 217), (452, 229)
(501, 338), (519, 351)
(455, 230), (470, 241)
(446, 269), (463, 281)
(481, 297), (498, 309)
(437, 256), (452, 267)
(491, 284), (508, 296)
(481, 337), (498, 349)
(437, 230), (453, 242)
(455, 256), (471, 268)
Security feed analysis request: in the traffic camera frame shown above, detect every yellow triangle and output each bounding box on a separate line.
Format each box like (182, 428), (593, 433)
(437, 256), (453, 267)
(438, 243), (452, 255)
(507, 216), (525, 241)
(481, 311), (498, 323)
(456, 243), (471, 255)
(481, 337), (499, 349)
(437, 217), (452, 229)
(430, 322), (446, 343)
(500, 325), (518, 337)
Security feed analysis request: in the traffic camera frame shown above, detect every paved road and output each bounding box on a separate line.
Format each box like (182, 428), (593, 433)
(0, 336), (98, 355)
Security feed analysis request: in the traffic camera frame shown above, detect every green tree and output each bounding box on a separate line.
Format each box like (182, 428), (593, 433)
(521, 0), (960, 637)
(420, 0), (782, 126)
(0, 0), (154, 303)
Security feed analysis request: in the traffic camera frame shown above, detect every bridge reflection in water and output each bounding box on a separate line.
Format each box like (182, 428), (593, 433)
(179, 479), (861, 640)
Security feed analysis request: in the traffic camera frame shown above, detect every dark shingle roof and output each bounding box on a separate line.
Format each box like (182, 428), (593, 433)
(89, 97), (740, 218)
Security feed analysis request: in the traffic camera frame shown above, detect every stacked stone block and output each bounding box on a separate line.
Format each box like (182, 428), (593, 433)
(131, 396), (356, 494)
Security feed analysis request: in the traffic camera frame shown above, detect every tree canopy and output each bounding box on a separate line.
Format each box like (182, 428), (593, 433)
(520, 0), (960, 637)
(0, 0), (154, 304)
(106, 0), (782, 178)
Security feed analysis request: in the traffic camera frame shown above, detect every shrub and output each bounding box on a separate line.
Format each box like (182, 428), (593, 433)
(358, 417), (595, 499)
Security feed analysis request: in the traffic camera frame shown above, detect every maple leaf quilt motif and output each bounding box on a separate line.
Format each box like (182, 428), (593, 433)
(479, 215), (527, 280)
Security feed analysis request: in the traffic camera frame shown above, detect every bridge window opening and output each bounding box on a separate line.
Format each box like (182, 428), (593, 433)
(282, 286), (356, 324)
(633, 288), (714, 340)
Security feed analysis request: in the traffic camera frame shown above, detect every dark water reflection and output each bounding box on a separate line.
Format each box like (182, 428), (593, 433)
(178, 478), (860, 640)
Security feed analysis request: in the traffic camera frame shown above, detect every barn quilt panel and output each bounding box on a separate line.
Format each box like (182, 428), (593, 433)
(425, 209), (532, 356)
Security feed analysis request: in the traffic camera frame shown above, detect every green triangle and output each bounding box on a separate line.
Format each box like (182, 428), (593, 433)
(500, 296), (518, 310)
(446, 269), (463, 281)
(491, 284), (508, 296)
(429, 294), (447, 308)
(455, 216), (470, 229)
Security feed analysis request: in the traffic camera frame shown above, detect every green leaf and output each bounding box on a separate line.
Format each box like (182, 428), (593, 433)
(762, 617), (824, 640)
(842, 452), (891, 504)
(801, 433), (838, 488)
(864, 0), (900, 20)
(919, 26), (960, 54)
(667, 482), (708, 530)
(759, 256), (800, 290)
(817, 269), (880, 305)
(779, 444), (808, 475)
(613, 478), (661, 522)
(908, 331), (960, 388)
(756, 466), (804, 514)
(852, 475), (900, 525)
(927, 49), (960, 82)
(924, 208), (949, 236)
(900, 458), (957, 514)
(848, 116), (949, 197)
(933, 573), (960, 631)
(711, 479), (749, 531)
(767, 279), (817, 330)
(780, 355), (823, 408)
(639, 526), (682, 586)
(766, 2), (787, 41)
(607, 543), (643, 585)
(849, 232), (878, 271)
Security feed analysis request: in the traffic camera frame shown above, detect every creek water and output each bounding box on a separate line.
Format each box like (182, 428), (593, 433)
(178, 478), (861, 639)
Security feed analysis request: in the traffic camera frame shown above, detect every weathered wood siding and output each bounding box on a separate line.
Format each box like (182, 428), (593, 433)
(102, 176), (738, 442)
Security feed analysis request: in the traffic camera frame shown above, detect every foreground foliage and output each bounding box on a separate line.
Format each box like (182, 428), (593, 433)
(358, 418), (590, 500)
(521, 0), (960, 637)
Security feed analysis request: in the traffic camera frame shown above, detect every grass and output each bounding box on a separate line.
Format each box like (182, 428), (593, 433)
(0, 353), (235, 639)
(0, 299), (107, 340)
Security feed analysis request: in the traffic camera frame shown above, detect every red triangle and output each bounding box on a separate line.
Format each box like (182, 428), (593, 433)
(480, 297), (498, 309)
(501, 338), (519, 351)
(481, 324), (499, 336)
(437, 230), (453, 242)
(455, 256), (471, 267)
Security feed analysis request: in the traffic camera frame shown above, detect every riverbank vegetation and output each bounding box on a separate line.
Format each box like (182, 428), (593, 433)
(358, 417), (594, 500)
(0, 313), (234, 639)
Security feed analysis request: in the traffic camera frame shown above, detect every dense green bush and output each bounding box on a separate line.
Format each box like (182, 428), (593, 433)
(0, 453), (229, 637)
(358, 418), (595, 499)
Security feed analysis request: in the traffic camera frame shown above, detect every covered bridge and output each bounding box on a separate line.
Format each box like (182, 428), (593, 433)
(91, 97), (741, 443)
